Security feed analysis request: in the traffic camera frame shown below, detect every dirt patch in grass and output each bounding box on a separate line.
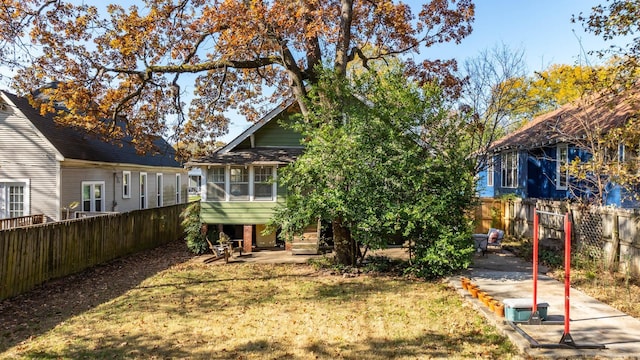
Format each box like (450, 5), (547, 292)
(1, 240), (518, 359)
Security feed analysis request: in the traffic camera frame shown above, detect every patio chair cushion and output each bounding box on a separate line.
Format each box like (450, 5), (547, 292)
(472, 228), (504, 255)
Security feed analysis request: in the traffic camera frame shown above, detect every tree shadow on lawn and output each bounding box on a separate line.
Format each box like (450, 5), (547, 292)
(0, 239), (193, 353)
(198, 330), (509, 359)
(13, 330), (510, 360)
(19, 332), (193, 360)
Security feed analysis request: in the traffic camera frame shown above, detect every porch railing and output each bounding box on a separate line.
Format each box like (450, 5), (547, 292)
(0, 214), (45, 230)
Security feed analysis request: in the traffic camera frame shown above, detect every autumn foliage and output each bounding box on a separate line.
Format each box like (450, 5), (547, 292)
(0, 0), (474, 155)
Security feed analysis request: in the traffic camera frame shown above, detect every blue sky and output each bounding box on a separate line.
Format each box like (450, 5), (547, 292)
(220, 0), (628, 142)
(422, 0), (620, 71)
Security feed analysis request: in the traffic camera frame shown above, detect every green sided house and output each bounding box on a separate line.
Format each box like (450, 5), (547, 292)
(187, 100), (317, 254)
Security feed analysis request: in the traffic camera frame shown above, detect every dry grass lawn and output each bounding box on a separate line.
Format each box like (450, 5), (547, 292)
(0, 241), (518, 359)
(549, 268), (640, 319)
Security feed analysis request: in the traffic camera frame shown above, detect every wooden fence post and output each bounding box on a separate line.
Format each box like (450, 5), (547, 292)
(608, 213), (620, 272)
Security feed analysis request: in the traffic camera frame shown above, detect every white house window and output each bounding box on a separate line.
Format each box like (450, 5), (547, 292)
(556, 145), (569, 190)
(175, 174), (182, 203)
(501, 151), (518, 188)
(156, 173), (163, 207)
(207, 167), (226, 201)
(487, 157), (494, 187)
(82, 181), (105, 212)
(122, 171), (131, 198)
(0, 180), (30, 219)
(230, 167), (249, 201)
(140, 173), (148, 209)
(8, 185), (24, 218)
(254, 166), (274, 201)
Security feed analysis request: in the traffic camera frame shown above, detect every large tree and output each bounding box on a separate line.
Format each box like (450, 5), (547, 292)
(271, 69), (476, 271)
(0, 0), (474, 155)
(1, 0), (474, 265)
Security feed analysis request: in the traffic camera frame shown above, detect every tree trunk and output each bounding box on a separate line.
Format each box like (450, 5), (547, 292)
(333, 218), (357, 266)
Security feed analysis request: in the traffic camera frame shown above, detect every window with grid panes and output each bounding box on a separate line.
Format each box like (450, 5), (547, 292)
(254, 166), (274, 200)
(8, 185), (24, 217)
(207, 167), (226, 201)
(229, 167), (249, 200)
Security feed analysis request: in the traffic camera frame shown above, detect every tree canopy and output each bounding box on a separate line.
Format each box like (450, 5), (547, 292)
(270, 69), (476, 273)
(0, 0), (474, 154)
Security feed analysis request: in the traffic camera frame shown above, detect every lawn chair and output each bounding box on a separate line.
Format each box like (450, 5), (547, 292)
(472, 228), (504, 256)
(206, 236), (230, 263)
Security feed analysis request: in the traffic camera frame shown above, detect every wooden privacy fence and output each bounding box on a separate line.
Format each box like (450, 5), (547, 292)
(0, 203), (187, 301)
(476, 197), (640, 277)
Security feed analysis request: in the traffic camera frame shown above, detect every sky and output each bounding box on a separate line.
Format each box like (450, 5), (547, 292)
(425, 0), (619, 71)
(221, 0), (628, 143)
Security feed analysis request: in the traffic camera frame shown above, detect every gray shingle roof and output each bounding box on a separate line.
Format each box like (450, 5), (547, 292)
(190, 147), (303, 165)
(4, 91), (182, 168)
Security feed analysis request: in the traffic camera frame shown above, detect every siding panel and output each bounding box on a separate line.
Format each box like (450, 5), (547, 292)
(254, 116), (303, 147)
(0, 108), (59, 221)
(200, 202), (282, 224)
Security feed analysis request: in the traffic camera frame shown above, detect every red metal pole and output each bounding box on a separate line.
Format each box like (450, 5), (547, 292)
(564, 212), (571, 335)
(533, 208), (539, 314)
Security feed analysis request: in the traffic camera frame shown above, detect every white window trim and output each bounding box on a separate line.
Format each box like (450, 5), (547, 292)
(501, 151), (518, 189)
(253, 166), (277, 201)
(0, 178), (30, 218)
(175, 174), (182, 204)
(140, 172), (148, 209)
(81, 181), (105, 212)
(122, 171), (131, 199)
(205, 165), (279, 202)
(556, 145), (568, 190)
(487, 158), (494, 187)
(229, 166), (249, 201)
(156, 173), (163, 207)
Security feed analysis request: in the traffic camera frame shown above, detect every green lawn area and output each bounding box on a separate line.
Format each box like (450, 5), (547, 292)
(0, 244), (518, 359)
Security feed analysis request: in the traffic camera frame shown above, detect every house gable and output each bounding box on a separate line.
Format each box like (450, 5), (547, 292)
(0, 92), (61, 221)
(220, 99), (303, 153)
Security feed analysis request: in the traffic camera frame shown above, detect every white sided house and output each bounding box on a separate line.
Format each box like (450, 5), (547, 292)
(0, 91), (187, 222)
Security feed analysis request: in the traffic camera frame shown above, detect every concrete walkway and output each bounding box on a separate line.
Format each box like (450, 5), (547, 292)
(451, 250), (640, 359)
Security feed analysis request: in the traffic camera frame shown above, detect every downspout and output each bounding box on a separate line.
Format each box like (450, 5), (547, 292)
(112, 172), (118, 211)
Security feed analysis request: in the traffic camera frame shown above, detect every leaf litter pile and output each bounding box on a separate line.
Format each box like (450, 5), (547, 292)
(0, 240), (517, 359)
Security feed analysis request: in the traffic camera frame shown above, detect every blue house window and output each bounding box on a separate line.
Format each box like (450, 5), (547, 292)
(556, 145), (568, 190)
(501, 151), (518, 188)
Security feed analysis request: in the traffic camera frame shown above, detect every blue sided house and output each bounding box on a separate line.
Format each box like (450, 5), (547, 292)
(477, 90), (640, 208)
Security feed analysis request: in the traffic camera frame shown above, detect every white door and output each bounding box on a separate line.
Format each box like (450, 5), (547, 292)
(82, 182), (105, 212)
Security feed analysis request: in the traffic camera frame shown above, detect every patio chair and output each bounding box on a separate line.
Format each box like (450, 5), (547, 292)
(206, 236), (230, 263)
(472, 228), (504, 256)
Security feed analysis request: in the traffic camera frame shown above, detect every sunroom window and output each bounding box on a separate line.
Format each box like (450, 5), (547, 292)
(207, 167), (226, 201)
(254, 166), (274, 201)
(229, 167), (249, 201)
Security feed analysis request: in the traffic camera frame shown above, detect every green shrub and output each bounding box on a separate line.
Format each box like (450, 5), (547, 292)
(181, 202), (208, 254)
